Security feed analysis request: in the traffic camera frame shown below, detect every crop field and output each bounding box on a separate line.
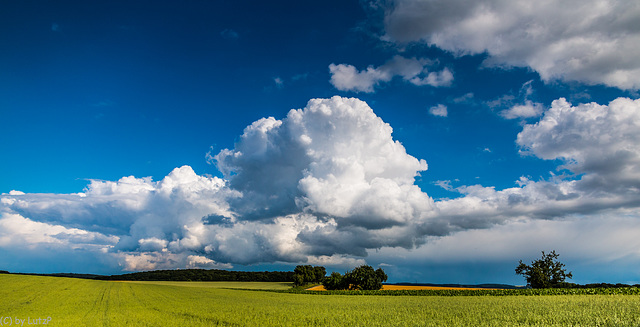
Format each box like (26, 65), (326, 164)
(2, 274), (640, 326)
(307, 285), (495, 291)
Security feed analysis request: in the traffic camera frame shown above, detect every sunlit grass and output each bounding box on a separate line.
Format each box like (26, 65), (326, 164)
(2, 274), (639, 326)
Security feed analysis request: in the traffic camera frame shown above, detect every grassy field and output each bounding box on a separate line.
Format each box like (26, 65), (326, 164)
(1, 274), (640, 326)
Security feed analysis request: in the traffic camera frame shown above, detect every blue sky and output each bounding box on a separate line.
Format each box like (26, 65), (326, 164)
(2, 0), (640, 285)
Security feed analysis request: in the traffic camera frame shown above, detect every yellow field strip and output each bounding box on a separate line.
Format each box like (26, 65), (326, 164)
(306, 285), (497, 291)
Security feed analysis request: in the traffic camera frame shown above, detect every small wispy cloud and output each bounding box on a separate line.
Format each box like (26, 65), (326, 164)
(428, 104), (448, 117)
(274, 77), (284, 88)
(501, 101), (544, 119)
(91, 100), (116, 108)
(292, 73), (309, 81)
(488, 81), (544, 120)
(220, 29), (239, 40)
(452, 93), (474, 104)
(434, 180), (454, 191)
(329, 55), (453, 93)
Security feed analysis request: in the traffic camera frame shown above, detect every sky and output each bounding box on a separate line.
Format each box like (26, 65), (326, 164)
(1, 0), (640, 285)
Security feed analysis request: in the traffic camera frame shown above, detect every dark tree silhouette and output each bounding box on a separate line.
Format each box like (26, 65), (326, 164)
(322, 272), (346, 290)
(322, 265), (387, 290)
(292, 265), (326, 286)
(98, 269), (294, 282)
(516, 251), (573, 288)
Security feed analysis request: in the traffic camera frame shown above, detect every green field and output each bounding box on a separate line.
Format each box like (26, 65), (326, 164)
(1, 274), (640, 326)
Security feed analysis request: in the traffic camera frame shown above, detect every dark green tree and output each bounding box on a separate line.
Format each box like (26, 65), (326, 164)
(515, 251), (573, 288)
(313, 266), (326, 284)
(322, 271), (346, 290)
(322, 265), (387, 290)
(345, 265), (388, 290)
(293, 265), (326, 286)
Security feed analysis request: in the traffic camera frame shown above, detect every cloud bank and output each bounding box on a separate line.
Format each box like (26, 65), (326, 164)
(1, 97), (433, 271)
(382, 0), (640, 89)
(2, 96), (640, 275)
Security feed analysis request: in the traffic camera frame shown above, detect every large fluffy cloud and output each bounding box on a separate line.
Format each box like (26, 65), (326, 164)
(381, 0), (640, 89)
(211, 96), (436, 256)
(1, 166), (238, 271)
(213, 96), (431, 225)
(436, 97), (640, 223)
(518, 97), (640, 188)
(1, 97), (436, 271)
(2, 96), (640, 278)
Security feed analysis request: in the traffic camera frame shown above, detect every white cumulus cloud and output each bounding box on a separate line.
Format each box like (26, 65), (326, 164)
(382, 0), (640, 89)
(1, 97), (437, 271)
(435, 97), (640, 226)
(518, 97), (640, 193)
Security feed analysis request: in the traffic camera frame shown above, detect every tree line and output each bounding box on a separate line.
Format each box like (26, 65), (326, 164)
(293, 264), (388, 290)
(98, 269), (294, 282)
(98, 264), (390, 290)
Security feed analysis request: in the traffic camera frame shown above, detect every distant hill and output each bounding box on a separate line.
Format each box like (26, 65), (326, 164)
(0, 272), (102, 279)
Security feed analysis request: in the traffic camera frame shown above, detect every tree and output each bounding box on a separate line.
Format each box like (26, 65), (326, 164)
(313, 266), (326, 284)
(321, 265), (388, 290)
(322, 272), (346, 290)
(345, 265), (388, 290)
(293, 265), (326, 286)
(515, 251), (573, 288)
